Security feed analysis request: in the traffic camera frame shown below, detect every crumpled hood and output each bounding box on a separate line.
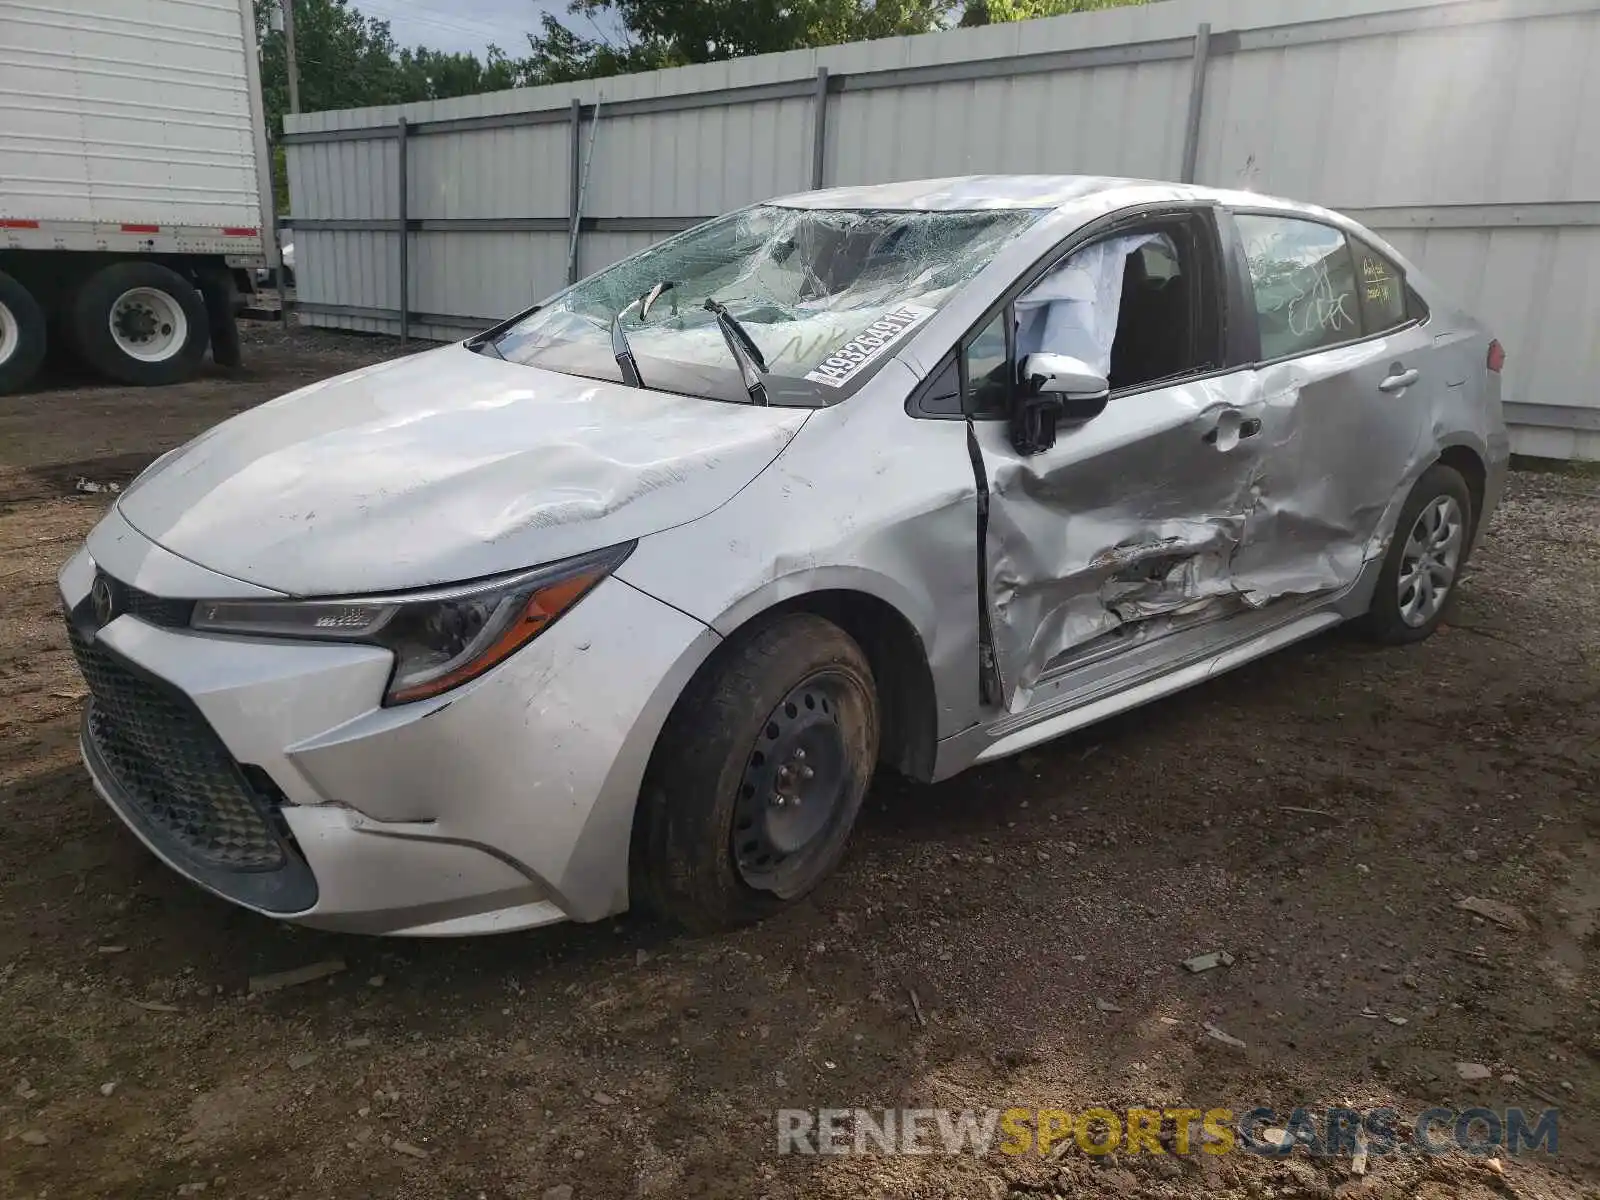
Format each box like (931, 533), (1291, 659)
(117, 345), (808, 595)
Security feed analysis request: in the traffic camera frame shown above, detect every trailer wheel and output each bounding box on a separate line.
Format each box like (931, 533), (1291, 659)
(195, 265), (242, 369)
(72, 262), (208, 386)
(0, 270), (48, 395)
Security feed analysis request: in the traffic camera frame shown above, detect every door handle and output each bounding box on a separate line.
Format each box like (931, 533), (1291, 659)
(1378, 368), (1420, 394)
(1203, 417), (1262, 446)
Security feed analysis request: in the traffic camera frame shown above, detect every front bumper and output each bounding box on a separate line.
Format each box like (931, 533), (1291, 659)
(61, 518), (719, 936)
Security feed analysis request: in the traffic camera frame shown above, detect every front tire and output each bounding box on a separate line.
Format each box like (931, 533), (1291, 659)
(1360, 463), (1474, 644)
(632, 614), (880, 933)
(71, 262), (209, 386)
(0, 269), (48, 395)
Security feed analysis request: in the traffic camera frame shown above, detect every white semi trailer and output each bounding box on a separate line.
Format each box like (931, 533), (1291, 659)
(0, 0), (276, 393)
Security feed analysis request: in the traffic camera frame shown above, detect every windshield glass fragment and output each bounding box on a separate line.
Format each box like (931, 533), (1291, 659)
(492, 205), (1043, 405)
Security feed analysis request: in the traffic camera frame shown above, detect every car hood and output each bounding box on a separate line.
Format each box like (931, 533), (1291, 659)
(116, 344), (809, 595)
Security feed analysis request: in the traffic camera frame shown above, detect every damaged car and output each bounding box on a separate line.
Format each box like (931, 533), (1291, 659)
(61, 175), (1509, 936)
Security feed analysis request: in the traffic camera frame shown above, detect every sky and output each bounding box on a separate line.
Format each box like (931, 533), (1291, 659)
(355, 0), (615, 57)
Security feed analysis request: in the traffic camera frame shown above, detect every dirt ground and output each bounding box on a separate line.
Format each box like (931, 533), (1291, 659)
(2, 324), (1598, 1200)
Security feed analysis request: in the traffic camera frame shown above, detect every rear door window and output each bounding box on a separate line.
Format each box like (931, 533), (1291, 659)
(1235, 215), (1361, 361)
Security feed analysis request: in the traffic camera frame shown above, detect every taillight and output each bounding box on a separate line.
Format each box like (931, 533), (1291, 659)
(1487, 340), (1506, 374)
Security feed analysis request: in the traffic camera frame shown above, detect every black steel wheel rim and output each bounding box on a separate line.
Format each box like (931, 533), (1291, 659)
(732, 671), (853, 891)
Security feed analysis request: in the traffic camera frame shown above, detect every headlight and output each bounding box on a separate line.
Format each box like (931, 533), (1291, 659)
(191, 543), (633, 705)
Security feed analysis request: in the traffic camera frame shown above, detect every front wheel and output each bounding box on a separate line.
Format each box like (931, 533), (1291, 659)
(632, 614), (880, 933)
(1360, 463), (1474, 644)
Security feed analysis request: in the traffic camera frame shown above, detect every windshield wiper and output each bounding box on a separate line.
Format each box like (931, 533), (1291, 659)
(466, 322), (511, 360)
(609, 281), (675, 389)
(703, 298), (770, 406)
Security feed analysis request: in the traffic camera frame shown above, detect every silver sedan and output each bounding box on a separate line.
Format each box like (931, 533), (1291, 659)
(61, 176), (1509, 936)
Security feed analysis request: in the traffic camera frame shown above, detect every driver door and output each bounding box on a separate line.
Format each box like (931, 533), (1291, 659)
(964, 207), (1269, 713)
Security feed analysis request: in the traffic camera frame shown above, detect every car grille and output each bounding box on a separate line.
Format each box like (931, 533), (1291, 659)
(66, 616), (289, 871)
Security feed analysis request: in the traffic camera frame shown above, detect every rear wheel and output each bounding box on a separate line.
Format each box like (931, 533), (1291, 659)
(0, 269), (47, 394)
(1360, 463), (1473, 644)
(71, 262), (208, 386)
(632, 614), (879, 933)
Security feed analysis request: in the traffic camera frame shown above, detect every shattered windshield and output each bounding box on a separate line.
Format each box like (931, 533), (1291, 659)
(491, 205), (1043, 405)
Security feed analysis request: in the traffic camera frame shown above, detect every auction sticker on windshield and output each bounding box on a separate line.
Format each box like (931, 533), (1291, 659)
(804, 303), (937, 388)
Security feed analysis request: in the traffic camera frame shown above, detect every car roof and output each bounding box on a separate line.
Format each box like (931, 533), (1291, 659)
(766, 174), (1442, 319)
(769, 174), (1326, 219)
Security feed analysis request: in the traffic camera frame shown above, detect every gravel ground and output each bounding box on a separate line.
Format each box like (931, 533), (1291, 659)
(1, 324), (1597, 1200)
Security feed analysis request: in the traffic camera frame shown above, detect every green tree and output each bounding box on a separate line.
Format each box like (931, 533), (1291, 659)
(959, 0), (1151, 24)
(396, 45), (527, 99)
(516, 12), (669, 84)
(254, 1), (534, 133)
(254, 0), (537, 208)
(526, 0), (1157, 80)
(533, 0), (955, 75)
(255, 0), (403, 132)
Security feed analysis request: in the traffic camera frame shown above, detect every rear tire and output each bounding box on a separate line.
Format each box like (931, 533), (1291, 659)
(632, 614), (879, 933)
(71, 262), (208, 386)
(0, 269), (47, 395)
(196, 266), (242, 369)
(1359, 463), (1474, 644)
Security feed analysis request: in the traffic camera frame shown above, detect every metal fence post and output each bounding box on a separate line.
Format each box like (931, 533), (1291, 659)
(567, 98), (583, 284)
(1180, 23), (1211, 185)
(396, 117), (410, 343)
(811, 67), (830, 190)
(566, 96), (603, 284)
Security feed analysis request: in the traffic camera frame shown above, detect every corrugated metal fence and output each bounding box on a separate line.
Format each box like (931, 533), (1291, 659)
(282, 0), (1600, 459)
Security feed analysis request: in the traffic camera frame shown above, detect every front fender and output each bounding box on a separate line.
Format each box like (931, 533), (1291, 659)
(703, 562), (940, 651)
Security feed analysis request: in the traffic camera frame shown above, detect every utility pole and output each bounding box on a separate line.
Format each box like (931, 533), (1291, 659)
(281, 0), (301, 114)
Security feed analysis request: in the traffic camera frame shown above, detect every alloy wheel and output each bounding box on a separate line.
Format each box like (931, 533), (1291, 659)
(1398, 494), (1464, 627)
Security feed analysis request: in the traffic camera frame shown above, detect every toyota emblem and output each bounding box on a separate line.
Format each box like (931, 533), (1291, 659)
(90, 575), (117, 629)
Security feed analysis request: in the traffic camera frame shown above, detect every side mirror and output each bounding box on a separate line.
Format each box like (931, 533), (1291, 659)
(1010, 353), (1110, 454)
(1023, 352), (1110, 402)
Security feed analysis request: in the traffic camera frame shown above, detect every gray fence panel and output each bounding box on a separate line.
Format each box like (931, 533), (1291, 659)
(581, 96), (815, 218)
(408, 123), (569, 220)
(283, 0), (1600, 458)
(411, 229), (568, 323)
(288, 123), (401, 334)
(826, 59), (1192, 186)
(578, 230), (668, 280)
